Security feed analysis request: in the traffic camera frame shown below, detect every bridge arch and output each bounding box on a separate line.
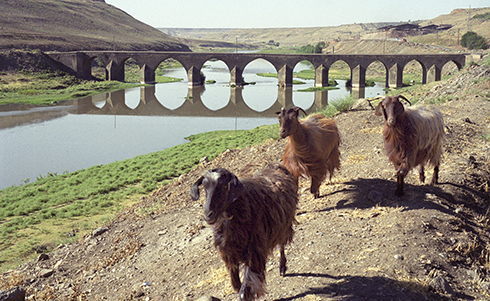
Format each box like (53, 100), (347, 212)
(242, 59), (278, 111)
(403, 59), (427, 86)
(200, 59), (231, 111)
(366, 60), (388, 88)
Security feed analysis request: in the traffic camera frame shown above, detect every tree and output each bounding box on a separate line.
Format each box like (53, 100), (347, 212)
(461, 31), (489, 50)
(297, 42), (327, 54)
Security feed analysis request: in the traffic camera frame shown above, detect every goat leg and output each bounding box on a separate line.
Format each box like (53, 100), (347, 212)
(430, 165), (439, 185)
(310, 177), (321, 199)
(395, 172), (405, 197)
(228, 264), (241, 292)
(279, 244), (287, 276)
(419, 165), (426, 183)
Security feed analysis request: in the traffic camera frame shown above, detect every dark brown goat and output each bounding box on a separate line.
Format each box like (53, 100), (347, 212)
(190, 163), (298, 301)
(375, 95), (444, 196)
(276, 107), (341, 198)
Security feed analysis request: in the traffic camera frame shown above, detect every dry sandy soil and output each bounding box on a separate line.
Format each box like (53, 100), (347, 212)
(2, 64), (490, 301)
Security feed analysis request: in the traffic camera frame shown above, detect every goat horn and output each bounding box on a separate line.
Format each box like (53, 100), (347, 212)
(294, 107), (307, 116)
(398, 95), (412, 106)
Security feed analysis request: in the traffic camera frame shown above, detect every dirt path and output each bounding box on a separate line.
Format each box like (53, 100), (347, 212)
(2, 64), (490, 301)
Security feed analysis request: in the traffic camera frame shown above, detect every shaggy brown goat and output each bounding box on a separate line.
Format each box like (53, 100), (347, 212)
(276, 107), (341, 198)
(190, 163), (298, 301)
(375, 95), (444, 196)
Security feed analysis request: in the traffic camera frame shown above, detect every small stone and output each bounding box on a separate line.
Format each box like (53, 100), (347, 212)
(92, 227), (108, 237)
(37, 253), (49, 261)
(196, 296), (221, 301)
(429, 275), (455, 296)
(38, 269), (54, 278)
(394, 254), (404, 260)
(54, 260), (63, 270)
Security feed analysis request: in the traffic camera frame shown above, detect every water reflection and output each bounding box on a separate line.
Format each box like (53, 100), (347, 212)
(73, 85), (333, 117)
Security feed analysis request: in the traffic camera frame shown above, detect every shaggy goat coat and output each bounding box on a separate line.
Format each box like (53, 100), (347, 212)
(190, 163), (298, 300)
(278, 108), (341, 198)
(383, 106), (444, 175)
(376, 95), (444, 196)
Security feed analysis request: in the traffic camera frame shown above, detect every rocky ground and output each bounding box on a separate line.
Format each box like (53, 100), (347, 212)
(1, 63), (490, 301)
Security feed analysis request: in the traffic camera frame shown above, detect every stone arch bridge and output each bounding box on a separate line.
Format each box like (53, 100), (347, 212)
(47, 51), (467, 88)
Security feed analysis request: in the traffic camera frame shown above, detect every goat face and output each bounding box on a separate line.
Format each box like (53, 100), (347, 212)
(190, 168), (244, 225)
(276, 107), (306, 138)
(375, 95), (410, 127)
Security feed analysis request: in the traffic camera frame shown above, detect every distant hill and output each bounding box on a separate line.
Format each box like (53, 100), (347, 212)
(0, 0), (190, 52)
(160, 7), (490, 52)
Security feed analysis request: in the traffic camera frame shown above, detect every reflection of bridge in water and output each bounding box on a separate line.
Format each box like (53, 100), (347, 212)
(72, 85), (352, 117)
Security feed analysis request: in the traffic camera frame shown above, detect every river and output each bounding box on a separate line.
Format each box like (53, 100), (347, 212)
(0, 59), (386, 189)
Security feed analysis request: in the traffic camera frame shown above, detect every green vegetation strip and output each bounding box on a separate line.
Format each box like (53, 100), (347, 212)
(0, 71), (140, 106)
(0, 124), (280, 271)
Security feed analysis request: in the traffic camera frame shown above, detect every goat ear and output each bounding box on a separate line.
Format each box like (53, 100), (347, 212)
(227, 174), (244, 203)
(375, 102), (384, 116)
(190, 176), (204, 201)
(275, 107), (286, 115)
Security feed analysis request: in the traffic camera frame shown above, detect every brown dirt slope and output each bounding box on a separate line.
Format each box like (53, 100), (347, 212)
(0, 0), (189, 52)
(1, 62), (490, 300)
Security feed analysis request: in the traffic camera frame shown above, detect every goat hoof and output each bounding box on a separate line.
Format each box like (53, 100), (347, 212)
(279, 266), (287, 276)
(395, 189), (404, 197)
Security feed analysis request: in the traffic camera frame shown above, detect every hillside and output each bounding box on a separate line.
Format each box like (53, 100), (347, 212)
(0, 0), (189, 52)
(1, 57), (489, 300)
(161, 7), (490, 52)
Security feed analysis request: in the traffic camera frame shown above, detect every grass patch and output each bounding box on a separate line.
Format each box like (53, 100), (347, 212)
(297, 86), (340, 92)
(425, 95), (454, 104)
(316, 94), (356, 117)
(0, 123), (280, 271)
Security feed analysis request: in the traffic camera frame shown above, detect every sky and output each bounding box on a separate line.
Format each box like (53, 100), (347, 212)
(104, 0), (489, 29)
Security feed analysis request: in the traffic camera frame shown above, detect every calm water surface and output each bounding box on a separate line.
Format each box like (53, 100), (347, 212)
(0, 59), (386, 189)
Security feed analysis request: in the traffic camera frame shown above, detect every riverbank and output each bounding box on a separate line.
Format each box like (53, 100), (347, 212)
(0, 93), (359, 271)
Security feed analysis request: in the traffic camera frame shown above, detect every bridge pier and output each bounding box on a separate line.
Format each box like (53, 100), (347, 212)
(230, 66), (243, 86)
(428, 65), (442, 83)
(315, 65), (329, 87)
(351, 64), (366, 88)
(388, 63), (403, 88)
(106, 61), (124, 82)
(314, 90), (328, 108)
(140, 64), (156, 84)
(277, 87), (294, 109)
(229, 86), (243, 104)
(187, 66), (203, 87)
(278, 65), (293, 88)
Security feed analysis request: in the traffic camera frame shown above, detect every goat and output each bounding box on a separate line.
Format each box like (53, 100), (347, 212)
(276, 107), (341, 198)
(190, 163), (298, 301)
(375, 95), (444, 196)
